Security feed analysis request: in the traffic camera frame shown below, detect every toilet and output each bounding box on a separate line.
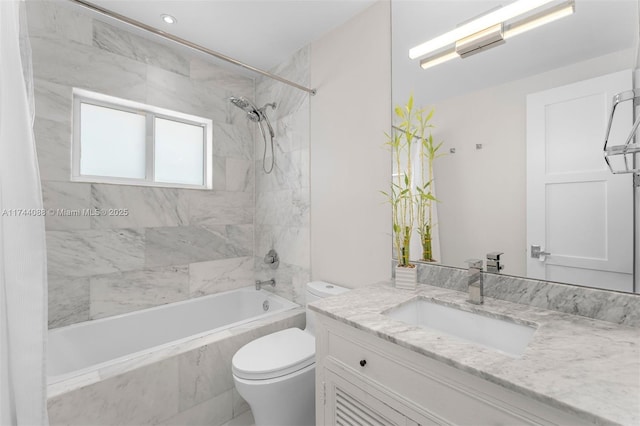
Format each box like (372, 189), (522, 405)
(231, 281), (349, 426)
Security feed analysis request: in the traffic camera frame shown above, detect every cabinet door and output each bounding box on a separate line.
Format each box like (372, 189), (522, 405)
(324, 367), (440, 426)
(325, 368), (405, 425)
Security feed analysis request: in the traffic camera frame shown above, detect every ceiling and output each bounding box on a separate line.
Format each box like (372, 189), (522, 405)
(71, 0), (638, 97)
(83, 0), (376, 73)
(393, 0), (639, 103)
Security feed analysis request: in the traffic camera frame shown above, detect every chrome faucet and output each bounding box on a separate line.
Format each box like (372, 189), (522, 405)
(466, 259), (483, 304)
(255, 279), (276, 290)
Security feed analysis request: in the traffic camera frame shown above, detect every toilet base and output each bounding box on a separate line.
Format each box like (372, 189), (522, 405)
(233, 363), (315, 426)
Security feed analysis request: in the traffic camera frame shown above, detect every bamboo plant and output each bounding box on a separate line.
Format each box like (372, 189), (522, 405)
(383, 95), (444, 266)
(415, 106), (444, 262)
(382, 96), (417, 267)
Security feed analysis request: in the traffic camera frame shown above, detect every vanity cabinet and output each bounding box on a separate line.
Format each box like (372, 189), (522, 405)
(315, 315), (592, 426)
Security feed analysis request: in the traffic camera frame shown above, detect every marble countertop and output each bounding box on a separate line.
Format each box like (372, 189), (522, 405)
(309, 282), (640, 426)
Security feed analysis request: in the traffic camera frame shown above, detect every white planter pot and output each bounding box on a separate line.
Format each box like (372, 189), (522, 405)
(395, 265), (417, 290)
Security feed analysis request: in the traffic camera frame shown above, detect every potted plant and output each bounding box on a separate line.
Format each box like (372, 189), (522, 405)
(415, 106), (443, 262)
(383, 95), (418, 289)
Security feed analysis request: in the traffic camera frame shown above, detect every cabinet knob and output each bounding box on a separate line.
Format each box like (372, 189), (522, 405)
(359, 359), (367, 367)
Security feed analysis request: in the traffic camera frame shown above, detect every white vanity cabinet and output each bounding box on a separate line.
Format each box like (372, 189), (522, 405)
(315, 315), (593, 426)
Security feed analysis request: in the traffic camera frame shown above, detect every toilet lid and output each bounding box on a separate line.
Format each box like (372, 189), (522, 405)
(232, 328), (315, 380)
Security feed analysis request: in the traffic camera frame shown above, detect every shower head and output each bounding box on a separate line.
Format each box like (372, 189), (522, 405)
(229, 96), (260, 122)
(229, 95), (278, 174)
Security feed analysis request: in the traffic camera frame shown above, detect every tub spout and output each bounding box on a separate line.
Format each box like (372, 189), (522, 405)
(255, 279), (276, 290)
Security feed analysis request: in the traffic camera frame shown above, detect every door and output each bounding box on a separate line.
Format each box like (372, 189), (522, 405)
(526, 70), (633, 292)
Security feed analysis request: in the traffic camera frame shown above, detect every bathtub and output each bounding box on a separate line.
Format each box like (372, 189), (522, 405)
(47, 285), (304, 426)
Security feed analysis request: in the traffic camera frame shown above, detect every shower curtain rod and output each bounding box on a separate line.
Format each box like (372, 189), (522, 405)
(67, 0), (318, 96)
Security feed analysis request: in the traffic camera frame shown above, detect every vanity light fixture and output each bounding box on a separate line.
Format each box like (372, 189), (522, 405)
(415, 0), (575, 70)
(161, 14), (176, 24)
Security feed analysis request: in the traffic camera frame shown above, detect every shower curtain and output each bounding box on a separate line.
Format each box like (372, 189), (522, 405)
(0, 0), (49, 424)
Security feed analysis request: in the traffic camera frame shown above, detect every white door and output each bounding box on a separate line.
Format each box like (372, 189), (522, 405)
(526, 70), (633, 292)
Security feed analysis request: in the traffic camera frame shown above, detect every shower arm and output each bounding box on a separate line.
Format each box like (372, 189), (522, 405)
(67, 0), (317, 96)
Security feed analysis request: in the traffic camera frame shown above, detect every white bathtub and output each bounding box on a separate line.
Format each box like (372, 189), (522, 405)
(47, 286), (300, 397)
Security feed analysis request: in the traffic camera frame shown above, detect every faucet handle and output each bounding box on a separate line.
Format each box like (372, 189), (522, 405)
(486, 252), (503, 261)
(465, 259), (483, 269)
(264, 249), (279, 269)
(486, 252), (504, 273)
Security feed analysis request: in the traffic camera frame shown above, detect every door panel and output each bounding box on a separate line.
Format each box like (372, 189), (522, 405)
(526, 70), (633, 291)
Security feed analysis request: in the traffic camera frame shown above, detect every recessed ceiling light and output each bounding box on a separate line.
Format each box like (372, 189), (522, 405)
(161, 14), (176, 24)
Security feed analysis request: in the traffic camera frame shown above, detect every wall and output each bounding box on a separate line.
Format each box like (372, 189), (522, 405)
(254, 47), (311, 304)
(309, 0), (392, 288)
(27, 1), (257, 328)
(431, 49), (638, 277)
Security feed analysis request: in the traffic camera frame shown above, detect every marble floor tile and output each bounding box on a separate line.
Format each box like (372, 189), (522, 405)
(255, 149), (303, 193)
(231, 388), (250, 419)
(213, 122), (254, 160)
(93, 21), (190, 76)
(90, 265), (189, 319)
(255, 47), (309, 122)
(145, 225), (250, 267)
(254, 259), (309, 304)
(47, 228), (145, 278)
(48, 357), (179, 426)
(146, 65), (228, 123)
(255, 225), (309, 269)
(34, 79), (72, 124)
(223, 409), (254, 426)
(226, 158), (254, 193)
(255, 190), (291, 226)
(90, 184), (188, 229)
(27, 0), (93, 46)
(42, 181), (92, 230)
(31, 36), (147, 104)
(157, 390), (233, 426)
(189, 257), (254, 297)
(189, 57), (254, 100)
(212, 156), (227, 191)
(177, 345), (235, 411)
(34, 117), (71, 182)
(273, 105), (310, 153)
(185, 190), (253, 226)
(48, 276), (90, 329)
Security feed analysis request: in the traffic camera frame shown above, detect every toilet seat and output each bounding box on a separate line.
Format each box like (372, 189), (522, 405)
(232, 328), (315, 380)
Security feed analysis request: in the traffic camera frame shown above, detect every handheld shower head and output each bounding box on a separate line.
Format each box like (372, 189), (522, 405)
(228, 95), (278, 174)
(228, 96), (252, 112)
(229, 96), (260, 122)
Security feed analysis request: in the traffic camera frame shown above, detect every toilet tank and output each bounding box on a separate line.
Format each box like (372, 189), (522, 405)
(305, 281), (349, 335)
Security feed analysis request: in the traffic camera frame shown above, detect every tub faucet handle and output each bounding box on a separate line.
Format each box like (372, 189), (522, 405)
(264, 249), (279, 269)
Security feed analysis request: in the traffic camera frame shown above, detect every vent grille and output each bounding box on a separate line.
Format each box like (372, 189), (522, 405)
(335, 387), (393, 426)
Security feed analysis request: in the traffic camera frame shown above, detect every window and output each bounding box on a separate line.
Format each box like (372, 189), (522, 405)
(72, 89), (213, 189)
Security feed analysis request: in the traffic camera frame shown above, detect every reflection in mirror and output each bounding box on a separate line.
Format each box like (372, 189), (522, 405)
(392, 0), (639, 293)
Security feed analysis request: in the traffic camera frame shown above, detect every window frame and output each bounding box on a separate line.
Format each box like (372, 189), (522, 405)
(72, 88), (213, 190)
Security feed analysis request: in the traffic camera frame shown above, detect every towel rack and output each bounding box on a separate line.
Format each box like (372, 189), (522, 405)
(603, 89), (640, 174)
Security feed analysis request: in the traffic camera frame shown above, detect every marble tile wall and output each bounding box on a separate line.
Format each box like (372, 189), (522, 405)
(412, 262), (640, 327)
(48, 311), (304, 426)
(254, 48), (311, 305)
(27, 1), (258, 328)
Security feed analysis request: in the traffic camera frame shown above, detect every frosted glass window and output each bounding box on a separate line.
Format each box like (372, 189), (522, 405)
(79, 103), (146, 179)
(154, 118), (204, 185)
(73, 89), (212, 189)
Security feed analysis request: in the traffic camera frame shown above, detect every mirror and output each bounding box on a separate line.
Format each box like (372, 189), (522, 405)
(391, 0), (639, 293)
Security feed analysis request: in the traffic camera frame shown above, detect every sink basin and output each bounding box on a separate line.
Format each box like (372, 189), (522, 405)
(384, 299), (536, 357)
